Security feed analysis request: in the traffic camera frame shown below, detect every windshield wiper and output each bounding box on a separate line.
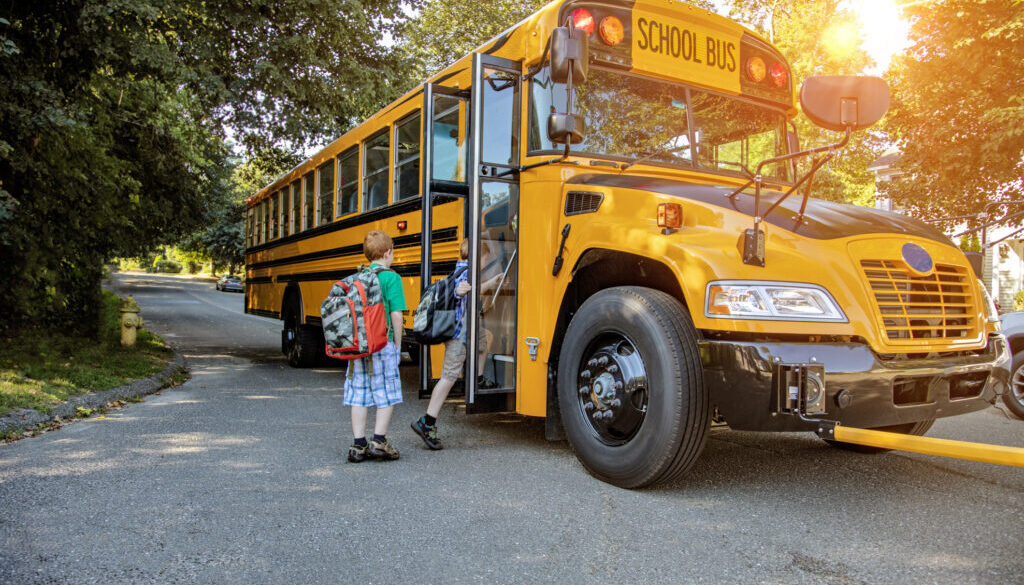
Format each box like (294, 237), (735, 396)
(618, 145), (691, 171)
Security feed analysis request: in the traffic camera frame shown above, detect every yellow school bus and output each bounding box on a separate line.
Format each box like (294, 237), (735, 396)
(245, 0), (1010, 487)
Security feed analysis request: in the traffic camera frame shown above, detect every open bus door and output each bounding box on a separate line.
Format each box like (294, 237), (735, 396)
(418, 82), (469, 398)
(466, 53), (521, 413)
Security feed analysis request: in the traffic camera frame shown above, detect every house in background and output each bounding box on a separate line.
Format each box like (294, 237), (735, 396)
(867, 150), (1024, 312)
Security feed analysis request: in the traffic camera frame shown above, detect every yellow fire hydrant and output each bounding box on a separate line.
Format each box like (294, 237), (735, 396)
(120, 296), (143, 347)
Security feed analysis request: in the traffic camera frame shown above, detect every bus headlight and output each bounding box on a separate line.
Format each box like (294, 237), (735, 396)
(705, 281), (847, 322)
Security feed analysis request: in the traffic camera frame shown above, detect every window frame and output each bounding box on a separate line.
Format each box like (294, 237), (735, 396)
(279, 189), (289, 238)
(268, 194), (278, 240)
(336, 146), (360, 218)
(303, 172), (315, 230)
(290, 180), (302, 234)
(317, 160), (335, 226)
(393, 111), (422, 202)
(362, 129), (391, 211)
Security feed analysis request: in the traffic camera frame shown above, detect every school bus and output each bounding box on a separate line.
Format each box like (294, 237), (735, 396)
(244, 0), (1011, 487)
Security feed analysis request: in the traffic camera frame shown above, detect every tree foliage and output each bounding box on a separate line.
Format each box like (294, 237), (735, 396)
(402, 0), (550, 77)
(0, 1), (409, 335)
(194, 148), (302, 275)
(883, 0), (1024, 220)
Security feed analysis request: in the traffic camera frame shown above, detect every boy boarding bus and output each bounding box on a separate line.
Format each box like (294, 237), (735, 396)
(244, 0), (1010, 487)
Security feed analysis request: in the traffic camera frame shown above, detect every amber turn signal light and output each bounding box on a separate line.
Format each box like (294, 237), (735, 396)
(746, 57), (766, 83)
(657, 203), (682, 229)
(599, 16), (624, 46)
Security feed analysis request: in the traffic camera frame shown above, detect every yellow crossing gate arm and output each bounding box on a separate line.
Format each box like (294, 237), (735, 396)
(820, 423), (1024, 468)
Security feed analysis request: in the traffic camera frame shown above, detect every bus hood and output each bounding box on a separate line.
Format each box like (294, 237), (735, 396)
(567, 173), (953, 244)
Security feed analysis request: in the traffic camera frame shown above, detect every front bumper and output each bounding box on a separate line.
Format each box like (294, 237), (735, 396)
(700, 334), (1009, 432)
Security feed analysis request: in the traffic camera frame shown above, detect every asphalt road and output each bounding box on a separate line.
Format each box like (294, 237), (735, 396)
(1, 272), (1021, 585)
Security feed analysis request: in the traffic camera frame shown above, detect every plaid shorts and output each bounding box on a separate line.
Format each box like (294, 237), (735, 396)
(343, 342), (403, 408)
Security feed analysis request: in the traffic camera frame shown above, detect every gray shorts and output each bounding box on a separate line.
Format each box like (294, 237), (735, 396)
(441, 337), (466, 380)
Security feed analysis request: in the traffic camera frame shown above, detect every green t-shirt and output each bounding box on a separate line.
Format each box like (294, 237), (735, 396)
(371, 262), (406, 341)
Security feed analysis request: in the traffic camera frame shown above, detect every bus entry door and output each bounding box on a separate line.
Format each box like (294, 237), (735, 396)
(419, 83), (469, 397)
(467, 53), (521, 413)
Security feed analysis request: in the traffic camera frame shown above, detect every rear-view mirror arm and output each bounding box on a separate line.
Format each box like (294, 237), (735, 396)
(751, 126), (851, 230)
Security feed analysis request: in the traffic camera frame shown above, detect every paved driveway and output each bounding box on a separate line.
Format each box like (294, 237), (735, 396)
(0, 272), (1021, 584)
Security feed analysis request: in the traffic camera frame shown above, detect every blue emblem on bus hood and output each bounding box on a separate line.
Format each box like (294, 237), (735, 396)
(902, 242), (933, 274)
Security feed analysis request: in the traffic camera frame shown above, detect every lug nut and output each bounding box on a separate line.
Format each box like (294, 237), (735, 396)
(579, 385), (590, 396)
(602, 410), (614, 420)
(607, 365), (618, 374)
(610, 399), (621, 408)
(598, 356), (609, 367)
(587, 359), (598, 367)
(580, 370), (591, 380)
(613, 381), (623, 391)
(584, 402), (595, 412)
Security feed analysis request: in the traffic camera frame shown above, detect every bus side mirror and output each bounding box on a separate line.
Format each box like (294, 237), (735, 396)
(550, 26), (588, 85)
(800, 76), (889, 131)
(548, 113), (584, 144)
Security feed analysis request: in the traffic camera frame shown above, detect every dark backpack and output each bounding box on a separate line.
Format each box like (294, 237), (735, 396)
(411, 265), (467, 344)
(321, 265), (392, 360)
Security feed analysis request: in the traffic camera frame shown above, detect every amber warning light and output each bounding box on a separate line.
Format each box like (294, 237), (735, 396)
(657, 203), (682, 228)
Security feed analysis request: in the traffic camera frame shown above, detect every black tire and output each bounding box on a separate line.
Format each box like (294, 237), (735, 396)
(1002, 350), (1024, 419)
(283, 301), (320, 368)
(557, 286), (709, 489)
(824, 419), (935, 453)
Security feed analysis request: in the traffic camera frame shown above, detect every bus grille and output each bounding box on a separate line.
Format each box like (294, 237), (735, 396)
(860, 260), (979, 342)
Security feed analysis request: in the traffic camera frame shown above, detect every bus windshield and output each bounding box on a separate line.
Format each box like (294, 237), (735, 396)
(529, 68), (791, 182)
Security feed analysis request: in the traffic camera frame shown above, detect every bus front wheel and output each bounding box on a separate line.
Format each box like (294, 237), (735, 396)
(557, 286), (709, 489)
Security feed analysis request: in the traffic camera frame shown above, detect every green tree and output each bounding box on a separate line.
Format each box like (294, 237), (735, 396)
(726, 0), (882, 204)
(193, 148), (302, 276)
(883, 0), (1024, 219)
(402, 0), (550, 77)
(0, 1), (410, 336)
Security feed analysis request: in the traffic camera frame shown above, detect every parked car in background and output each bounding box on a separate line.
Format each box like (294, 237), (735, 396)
(998, 310), (1024, 418)
(216, 275), (243, 293)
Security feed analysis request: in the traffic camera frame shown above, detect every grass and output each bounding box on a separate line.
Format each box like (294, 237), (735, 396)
(0, 291), (173, 416)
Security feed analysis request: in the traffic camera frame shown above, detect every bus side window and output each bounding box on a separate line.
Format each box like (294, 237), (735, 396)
(394, 111), (421, 201)
(260, 199), (268, 244)
(269, 194), (278, 240)
(336, 146), (359, 217)
(290, 180), (301, 233)
(253, 205), (261, 245)
(432, 96), (466, 183)
(364, 130), (390, 210)
(280, 189), (289, 238)
(318, 160), (334, 225)
(303, 172), (315, 230)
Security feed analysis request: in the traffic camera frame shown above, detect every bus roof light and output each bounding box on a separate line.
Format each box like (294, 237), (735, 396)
(769, 62), (788, 88)
(570, 8), (595, 36)
(746, 57), (767, 83)
(599, 16), (624, 46)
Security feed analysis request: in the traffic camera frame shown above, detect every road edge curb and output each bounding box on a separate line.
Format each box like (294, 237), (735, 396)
(0, 351), (188, 434)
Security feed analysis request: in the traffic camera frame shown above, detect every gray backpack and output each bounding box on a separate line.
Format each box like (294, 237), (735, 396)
(321, 265), (392, 360)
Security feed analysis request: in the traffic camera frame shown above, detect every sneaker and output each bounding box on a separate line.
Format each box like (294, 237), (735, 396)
(368, 438), (400, 460)
(347, 443), (368, 463)
(411, 418), (443, 450)
(477, 376), (500, 390)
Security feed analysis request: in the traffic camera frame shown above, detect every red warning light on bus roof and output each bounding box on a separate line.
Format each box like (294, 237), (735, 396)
(570, 8), (595, 36)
